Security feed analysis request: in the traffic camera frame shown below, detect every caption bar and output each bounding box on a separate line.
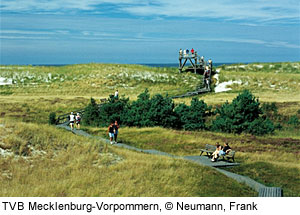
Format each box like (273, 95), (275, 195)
(0, 197), (296, 215)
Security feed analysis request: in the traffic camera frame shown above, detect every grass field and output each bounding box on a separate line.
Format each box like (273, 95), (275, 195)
(0, 62), (299, 196)
(0, 120), (255, 197)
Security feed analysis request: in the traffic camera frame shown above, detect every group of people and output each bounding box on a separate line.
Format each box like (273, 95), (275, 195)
(179, 48), (196, 57)
(211, 142), (231, 162)
(108, 121), (119, 144)
(69, 112), (81, 130)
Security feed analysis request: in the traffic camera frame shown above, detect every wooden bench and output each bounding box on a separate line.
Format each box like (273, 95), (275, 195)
(259, 187), (283, 197)
(219, 150), (235, 162)
(200, 144), (216, 157)
(200, 144), (236, 162)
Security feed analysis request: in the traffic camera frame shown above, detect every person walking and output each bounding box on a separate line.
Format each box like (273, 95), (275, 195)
(114, 90), (119, 99)
(108, 122), (115, 144)
(113, 120), (120, 144)
(69, 112), (75, 131)
(75, 113), (81, 130)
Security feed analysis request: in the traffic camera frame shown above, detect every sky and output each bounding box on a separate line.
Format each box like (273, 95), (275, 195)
(0, 0), (300, 64)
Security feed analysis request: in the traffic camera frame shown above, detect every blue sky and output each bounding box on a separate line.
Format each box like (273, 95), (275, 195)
(1, 0), (299, 64)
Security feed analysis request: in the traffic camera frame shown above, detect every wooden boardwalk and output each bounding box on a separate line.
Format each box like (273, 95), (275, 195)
(184, 155), (239, 168)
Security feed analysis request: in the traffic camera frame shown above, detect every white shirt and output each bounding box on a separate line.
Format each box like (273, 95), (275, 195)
(69, 114), (75, 121)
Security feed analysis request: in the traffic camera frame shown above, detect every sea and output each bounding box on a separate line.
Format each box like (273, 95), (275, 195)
(29, 63), (236, 68)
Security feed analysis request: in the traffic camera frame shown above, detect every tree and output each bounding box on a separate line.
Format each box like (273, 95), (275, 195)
(82, 98), (100, 126)
(212, 90), (274, 135)
(175, 98), (211, 130)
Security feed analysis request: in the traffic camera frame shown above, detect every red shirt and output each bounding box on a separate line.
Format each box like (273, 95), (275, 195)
(191, 49), (194, 54)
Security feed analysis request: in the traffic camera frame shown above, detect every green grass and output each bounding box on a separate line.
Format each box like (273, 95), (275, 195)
(0, 120), (256, 196)
(1, 61), (300, 196)
(82, 125), (300, 196)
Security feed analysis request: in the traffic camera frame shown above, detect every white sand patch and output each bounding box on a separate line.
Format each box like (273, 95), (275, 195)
(0, 148), (13, 157)
(0, 77), (13, 85)
(214, 71), (242, 93)
(254, 65), (263, 69)
(215, 80), (242, 93)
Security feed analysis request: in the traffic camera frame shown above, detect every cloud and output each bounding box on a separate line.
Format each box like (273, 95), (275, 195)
(1, 0), (299, 25)
(0, 36), (51, 40)
(0, 30), (55, 35)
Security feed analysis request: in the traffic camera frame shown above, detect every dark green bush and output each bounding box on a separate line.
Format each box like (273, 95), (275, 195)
(262, 102), (278, 115)
(287, 115), (299, 127)
(82, 98), (100, 126)
(175, 98), (211, 130)
(123, 89), (152, 127)
(246, 118), (275, 136)
(124, 89), (177, 128)
(147, 94), (178, 128)
(98, 95), (129, 126)
(212, 90), (274, 135)
(48, 112), (56, 125)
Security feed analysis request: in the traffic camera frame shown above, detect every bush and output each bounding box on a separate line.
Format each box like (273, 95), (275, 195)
(246, 118), (275, 136)
(262, 102), (278, 115)
(147, 94), (178, 128)
(82, 98), (100, 126)
(212, 90), (274, 135)
(98, 95), (129, 126)
(288, 115), (299, 127)
(175, 98), (211, 130)
(123, 89), (152, 127)
(124, 89), (178, 128)
(48, 112), (56, 125)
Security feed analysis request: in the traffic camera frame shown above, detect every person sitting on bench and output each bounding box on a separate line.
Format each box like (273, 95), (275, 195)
(211, 143), (222, 162)
(212, 143), (232, 162)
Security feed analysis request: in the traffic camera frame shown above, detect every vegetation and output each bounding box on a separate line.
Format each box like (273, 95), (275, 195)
(0, 61), (300, 196)
(83, 89), (211, 130)
(48, 112), (56, 125)
(212, 90), (275, 135)
(0, 120), (255, 196)
(84, 126), (300, 196)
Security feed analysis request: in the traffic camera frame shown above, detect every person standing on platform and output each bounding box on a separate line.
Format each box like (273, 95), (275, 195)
(191, 48), (195, 55)
(179, 49), (183, 58)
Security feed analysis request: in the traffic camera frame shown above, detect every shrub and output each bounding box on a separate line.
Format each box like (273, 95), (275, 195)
(124, 89), (178, 128)
(82, 98), (100, 126)
(288, 115), (299, 127)
(147, 94), (178, 128)
(123, 89), (152, 127)
(48, 112), (56, 125)
(246, 118), (275, 136)
(175, 98), (211, 130)
(262, 102), (278, 114)
(98, 95), (129, 126)
(212, 90), (274, 135)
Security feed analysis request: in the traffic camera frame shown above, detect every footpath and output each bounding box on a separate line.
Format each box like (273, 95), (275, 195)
(57, 123), (280, 196)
